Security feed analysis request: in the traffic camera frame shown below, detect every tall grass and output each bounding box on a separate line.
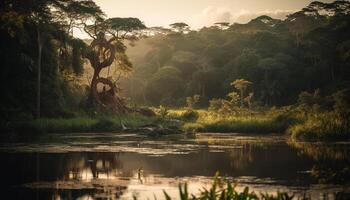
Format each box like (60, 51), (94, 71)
(178, 109), (293, 134)
(4, 107), (349, 141)
(176, 108), (349, 141)
(288, 112), (350, 141)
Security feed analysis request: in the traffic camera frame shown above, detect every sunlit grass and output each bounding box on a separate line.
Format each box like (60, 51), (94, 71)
(178, 109), (291, 134)
(288, 112), (350, 141)
(4, 107), (349, 141)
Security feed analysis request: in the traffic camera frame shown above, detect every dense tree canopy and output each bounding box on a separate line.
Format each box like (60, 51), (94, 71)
(122, 1), (350, 107)
(0, 0), (103, 119)
(1, 0), (350, 120)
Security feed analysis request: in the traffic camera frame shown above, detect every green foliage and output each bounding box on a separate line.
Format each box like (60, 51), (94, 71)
(0, 0), (102, 119)
(289, 112), (350, 141)
(145, 66), (185, 105)
(231, 79), (252, 91)
(106, 17), (146, 31)
(169, 22), (190, 33)
(227, 92), (240, 106)
(332, 89), (350, 114)
(231, 79), (253, 108)
(123, 1), (350, 107)
(288, 89), (350, 141)
(158, 105), (169, 120)
(159, 174), (299, 200)
(181, 110), (199, 121)
(208, 79), (254, 114)
(180, 109), (291, 134)
(209, 99), (225, 112)
(92, 118), (117, 131)
(186, 95), (200, 109)
(2, 0), (350, 143)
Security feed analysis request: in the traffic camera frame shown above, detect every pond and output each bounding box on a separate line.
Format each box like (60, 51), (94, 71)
(0, 133), (349, 200)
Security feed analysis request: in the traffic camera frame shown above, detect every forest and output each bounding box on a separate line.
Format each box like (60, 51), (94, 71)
(1, 0), (349, 141)
(0, 1), (350, 199)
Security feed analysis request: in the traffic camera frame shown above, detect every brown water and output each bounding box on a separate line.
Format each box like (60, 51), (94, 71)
(0, 133), (349, 200)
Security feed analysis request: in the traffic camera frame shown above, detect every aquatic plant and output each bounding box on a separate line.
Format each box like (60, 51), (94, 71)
(159, 174), (303, 200)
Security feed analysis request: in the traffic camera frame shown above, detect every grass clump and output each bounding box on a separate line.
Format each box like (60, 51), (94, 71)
(181, 110), (199, 121)
(288, 112), (350, 141)
(287, 89), (350, 141)
(181, 109), (292, 134)
(183, 122), (204, 132)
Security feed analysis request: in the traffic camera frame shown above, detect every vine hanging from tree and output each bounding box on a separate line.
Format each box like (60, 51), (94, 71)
(83, 17), (146, 112)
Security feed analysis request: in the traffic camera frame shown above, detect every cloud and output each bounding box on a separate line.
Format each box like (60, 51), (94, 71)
(191, 6), (234, 29)
(190, 7), (295, 29)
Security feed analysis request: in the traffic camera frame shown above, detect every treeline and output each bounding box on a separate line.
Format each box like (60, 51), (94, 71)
(1, 0), (350, 122)
(0, 0), (105, 120)
(122, 1), (350, 107)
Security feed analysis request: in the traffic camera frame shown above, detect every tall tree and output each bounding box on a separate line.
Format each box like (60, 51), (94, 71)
(83, 17), (146, 112)
(169, 22), (190, 33)
(231, 79), (252, 108)
(27, 0), (53, 118)
(14, 0), (103, 118)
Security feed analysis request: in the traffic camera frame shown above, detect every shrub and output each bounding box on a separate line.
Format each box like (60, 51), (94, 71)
(158, 105), (169, 119)
(289, 112), (350, 141)
(186, 95), (200, 109)
(181, 109), (199, 121)
(209, 98), (223, 111)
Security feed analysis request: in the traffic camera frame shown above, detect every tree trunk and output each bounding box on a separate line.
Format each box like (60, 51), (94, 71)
(86, 36), (131, 113)
(88, 68), (101, 107)
(264, 70), (269, 106)
(36, 28), (43, 119)
(330, 65), (335, 82)
(240, 88), (243, 108)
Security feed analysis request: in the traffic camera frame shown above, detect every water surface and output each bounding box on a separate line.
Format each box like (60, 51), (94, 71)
(0, 133), (349, 199)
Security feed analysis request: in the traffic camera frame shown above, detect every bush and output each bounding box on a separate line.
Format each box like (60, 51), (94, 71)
(181, 110), (199, 121)
(289, 112), (350, 141)
(209, 99), (223, 111)
(157, 105), (169, 119)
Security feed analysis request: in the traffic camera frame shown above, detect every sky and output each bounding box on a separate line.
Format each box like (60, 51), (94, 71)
(76, 0), (335, 38)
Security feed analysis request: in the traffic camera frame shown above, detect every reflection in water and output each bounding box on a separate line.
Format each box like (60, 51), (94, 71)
(0, 133), (349, 199)
(289, 141), (350, 185)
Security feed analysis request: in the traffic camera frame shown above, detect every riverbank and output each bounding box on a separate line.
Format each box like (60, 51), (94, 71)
(1, 114), (176, 135)
(169, 108), (349, 142)
(1, 108), (349, 141)
(169, 109), (292, 134)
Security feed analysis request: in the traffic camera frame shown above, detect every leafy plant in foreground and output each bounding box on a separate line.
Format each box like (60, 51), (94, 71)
(160, 174), (303, 200)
